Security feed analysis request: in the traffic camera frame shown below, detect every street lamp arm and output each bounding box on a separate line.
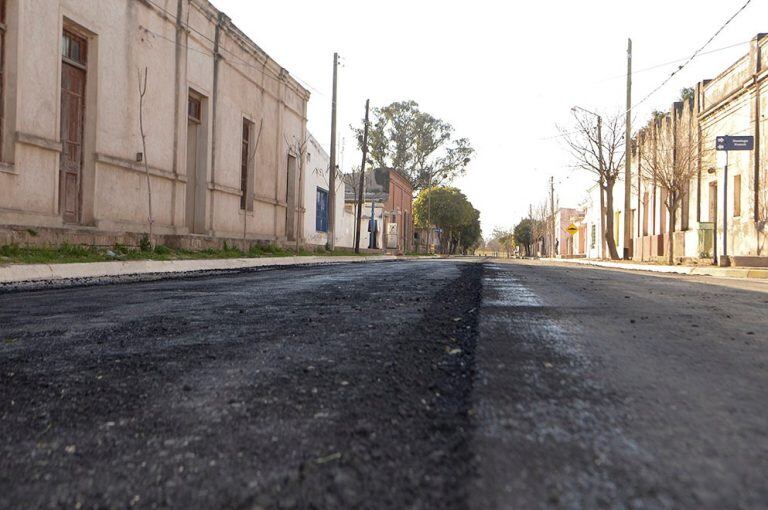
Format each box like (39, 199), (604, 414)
(571, 105), (601, 120)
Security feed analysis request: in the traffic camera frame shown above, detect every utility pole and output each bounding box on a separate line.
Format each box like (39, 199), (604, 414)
(623, 38), (633, 260)
(550, 176), (556, 258)
(354, 99), (370, 254)
(326, 52), (339, 251)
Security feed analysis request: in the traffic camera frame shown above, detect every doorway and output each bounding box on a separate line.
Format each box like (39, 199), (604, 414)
(60, 30), (87, 224)
(185, 93), (206, 234)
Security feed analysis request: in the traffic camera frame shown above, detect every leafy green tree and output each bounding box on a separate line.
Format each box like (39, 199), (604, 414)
(514, 219), (534, 256)
(353, 101), (474, 192)
(491, 227), (515, 257)
(414, 186), (479, 254)
(457, 207), (482, 254)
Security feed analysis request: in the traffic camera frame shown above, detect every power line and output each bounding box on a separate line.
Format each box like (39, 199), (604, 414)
(630, 0), (753, 112)
(544, 1), (753, 143)
(592, 39), (751, 85)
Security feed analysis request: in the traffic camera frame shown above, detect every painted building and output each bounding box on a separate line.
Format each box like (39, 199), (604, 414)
(554, 207), (584, 257)
(0, 0), (309, 248)
(302, 133), (344, 248)
(338, 168), (413, 252)
(381, 169), (414, 252)
(629, 33), (768, 265)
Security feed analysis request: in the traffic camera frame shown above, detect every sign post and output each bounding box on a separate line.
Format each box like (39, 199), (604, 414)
(715, 136), (753, 266)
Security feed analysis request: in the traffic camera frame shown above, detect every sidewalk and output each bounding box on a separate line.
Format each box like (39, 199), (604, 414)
(540, 257), (768, 280)
(0, 255), (402, 284)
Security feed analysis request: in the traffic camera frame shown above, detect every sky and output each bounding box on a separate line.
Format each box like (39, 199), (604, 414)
(211, 0), (766, 237)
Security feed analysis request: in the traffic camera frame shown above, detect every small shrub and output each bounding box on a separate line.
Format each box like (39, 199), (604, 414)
(139, 234), (151, 252)
(154, 245), (171, 255)
(0, 244), (21, 257)
(57, 243), (91, 257)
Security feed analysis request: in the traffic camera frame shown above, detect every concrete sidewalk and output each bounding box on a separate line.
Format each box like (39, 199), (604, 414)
(0, 255), (401, 284)
(540, 257), (768, 280)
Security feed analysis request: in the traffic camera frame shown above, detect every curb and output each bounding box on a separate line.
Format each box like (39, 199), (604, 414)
(539, 258), (768, 280)
(0, 255), (402, 284)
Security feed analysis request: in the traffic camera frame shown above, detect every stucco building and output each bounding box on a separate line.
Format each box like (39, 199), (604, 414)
(338, 168), (413, 252)
(628, 33), (768, 265)
(0, 0), (309, 248)
(302, 133), (344, 248)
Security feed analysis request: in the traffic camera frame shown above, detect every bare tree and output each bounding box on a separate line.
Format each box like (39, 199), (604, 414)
(137, 67), (154, 249)
(560, 111), (625, 259)
(242, 118), (264, 241)
(529, 200), (551, 257)
(638, 113), (698, 264)
(284, 134), (311, 253)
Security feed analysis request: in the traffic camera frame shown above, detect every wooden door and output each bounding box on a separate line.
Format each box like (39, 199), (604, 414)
(60, 32), (87, 224)
(186, 94), (202, 233)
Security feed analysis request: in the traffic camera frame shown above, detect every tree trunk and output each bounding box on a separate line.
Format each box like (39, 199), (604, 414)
(668, 206), (676, 265)
(604, 181), (621, 260)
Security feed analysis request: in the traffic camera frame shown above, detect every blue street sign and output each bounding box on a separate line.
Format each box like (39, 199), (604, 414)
(716, 135), (754, 151)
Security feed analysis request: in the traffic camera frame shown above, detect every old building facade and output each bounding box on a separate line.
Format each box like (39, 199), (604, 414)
(0, 0), (309, 248)
(629, 33), (768, 264)
(571, 33), (768, 266)
(302, 133), (344, 248)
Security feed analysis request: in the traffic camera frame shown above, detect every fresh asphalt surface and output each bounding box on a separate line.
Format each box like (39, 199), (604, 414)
(1, 259), (767, 509)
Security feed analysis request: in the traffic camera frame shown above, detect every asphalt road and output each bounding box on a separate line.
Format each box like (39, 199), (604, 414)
(1, 259), (767, 509)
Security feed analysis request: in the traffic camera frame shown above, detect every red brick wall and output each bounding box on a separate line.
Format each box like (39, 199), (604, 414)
(383, 171), (413, 251)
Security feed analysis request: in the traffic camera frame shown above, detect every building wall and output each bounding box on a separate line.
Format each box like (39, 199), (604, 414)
(0, 0), (309, 245)
(302, 133), (344, 247)
(338, 201), (384, 250)
(382, 170), (413, 252)
(555, 207), (582, 257)
(625, 33), (768, 262)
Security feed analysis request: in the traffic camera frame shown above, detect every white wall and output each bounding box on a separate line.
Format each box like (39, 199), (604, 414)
(303, 133), (344, 247)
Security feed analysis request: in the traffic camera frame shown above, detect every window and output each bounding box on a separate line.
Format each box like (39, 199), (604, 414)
(591, 224), (596, 249)
(316, 187), (328, 232)
(62, 31), (87, 66)
(188, 96), (201, 123)
(733, 174), (741, 217)
(240, 119), (252, 210)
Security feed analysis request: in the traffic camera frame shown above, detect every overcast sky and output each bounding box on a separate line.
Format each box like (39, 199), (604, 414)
(211, 0), (765, 237)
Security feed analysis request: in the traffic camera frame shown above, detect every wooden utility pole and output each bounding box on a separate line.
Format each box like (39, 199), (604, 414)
(623, 38), (633, 260)
(550, 176), (556, 258)
(354, 100), (370, 254)
(327, 52), (339, 250)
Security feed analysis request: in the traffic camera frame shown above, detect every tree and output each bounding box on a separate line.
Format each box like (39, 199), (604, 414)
(457, 207), (482, 254)
(560, 110), (625, 260)
(680, 87), (695, 101)
(638, 109), (698, 264)
(413, 186), (479, 254)
(137, 67), (154, 249)
(514, 219), (534, 257)
(529, 201), (550, 257)
(491, 227), (515, 257)
(353, 101), (474, 192)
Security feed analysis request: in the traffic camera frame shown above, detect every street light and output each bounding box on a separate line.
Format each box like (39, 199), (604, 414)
(571, 105), (606, 259)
